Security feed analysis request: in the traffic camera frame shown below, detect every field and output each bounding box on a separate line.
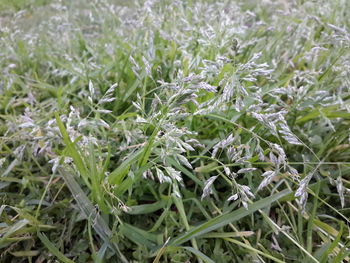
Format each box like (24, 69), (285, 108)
(1, 0), (350, 262)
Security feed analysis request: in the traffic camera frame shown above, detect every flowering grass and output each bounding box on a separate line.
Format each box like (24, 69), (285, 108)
(1, 0), (350, 262)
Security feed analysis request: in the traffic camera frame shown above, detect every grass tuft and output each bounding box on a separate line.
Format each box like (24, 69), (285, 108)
(1, 0), (350, 262)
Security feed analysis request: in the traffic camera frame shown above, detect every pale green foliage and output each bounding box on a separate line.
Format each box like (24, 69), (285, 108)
(1, 0), (350, 262)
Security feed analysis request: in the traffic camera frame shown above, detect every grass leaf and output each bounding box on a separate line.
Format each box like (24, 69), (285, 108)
(170, 189), (292, 245)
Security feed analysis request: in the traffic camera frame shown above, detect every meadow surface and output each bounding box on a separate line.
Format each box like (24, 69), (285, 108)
(0, 0), (350, 262)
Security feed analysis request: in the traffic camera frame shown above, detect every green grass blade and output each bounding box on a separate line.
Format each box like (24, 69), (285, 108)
(0, 219), (29, 245)
(10, 250), (40, 257)
(126, 199), (168, 215)
(170, 189), (292, 246)
(319, 222), (343, 263)
(37, 232), (75, 263)
(223, 237), (284, 263)
(108, 148), (143, 185)
(95, 242), (109, 263)
(120, 223), (159, 249)
(307, 182), (320, 253)
(172, 192), (202, 262)
(55, 112), (90, 188)
(182, 246), (215, 263)
(58, 168), (128, 263)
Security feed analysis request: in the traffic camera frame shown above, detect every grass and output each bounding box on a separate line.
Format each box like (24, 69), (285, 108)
(0, 0), (350, 262)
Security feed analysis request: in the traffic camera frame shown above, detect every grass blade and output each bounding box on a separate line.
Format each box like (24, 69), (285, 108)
(37, 232), (75, 263)
(222, 237), (284, 263)
(0, 219), (29, 245)
(58, 168), (128, 263)
(182, 246), (215, 263)
(170, 189), (292, 245)
(55, 112), (90, 188)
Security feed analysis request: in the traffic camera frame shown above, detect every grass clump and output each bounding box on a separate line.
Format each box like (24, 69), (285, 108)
(1, 0), (350, 262)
